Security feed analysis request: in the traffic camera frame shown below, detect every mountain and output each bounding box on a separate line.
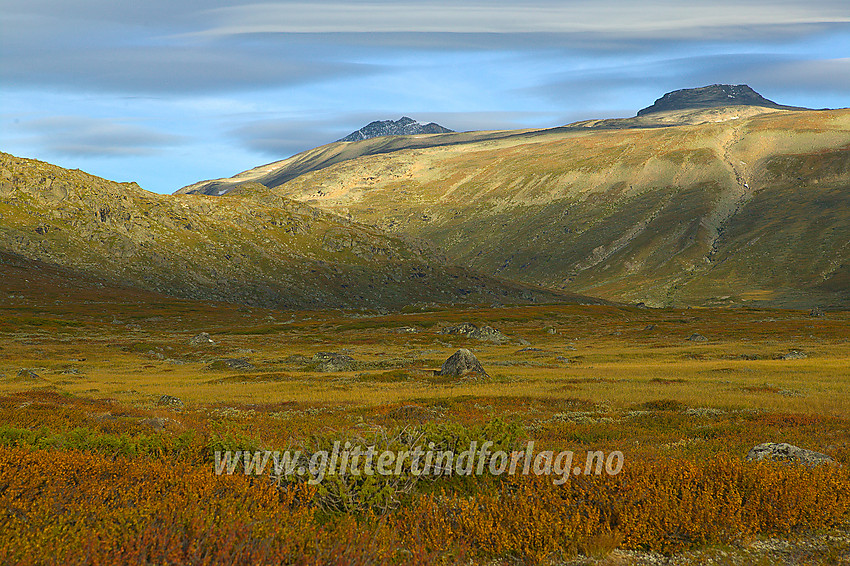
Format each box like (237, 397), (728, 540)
(177, 87), (850, 309)
(637, 84), (806, 116)
(338, 117), (453, 142)
(0, 152), (593, 310)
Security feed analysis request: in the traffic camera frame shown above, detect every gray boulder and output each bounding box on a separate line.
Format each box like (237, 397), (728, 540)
(687, 333), (708, 342)
(746, 442), (834, 465)
(438, 349), (488, 378)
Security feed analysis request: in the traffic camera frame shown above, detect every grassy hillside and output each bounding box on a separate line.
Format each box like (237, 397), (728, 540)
(0, 152), (590, 310)
(220, 107), (850, 308)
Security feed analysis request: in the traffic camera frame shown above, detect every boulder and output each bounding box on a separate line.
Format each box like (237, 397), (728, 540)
(438, 349), (488, 378)
(746, 442), (834, 465)
(687, 333), (708, 342)
(810, 306), (824, 317)
(189, 332), (215, 346)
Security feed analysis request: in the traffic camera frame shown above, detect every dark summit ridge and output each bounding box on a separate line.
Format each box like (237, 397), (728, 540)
(637, 84), (806, 116)
(338, 117), (453, 142)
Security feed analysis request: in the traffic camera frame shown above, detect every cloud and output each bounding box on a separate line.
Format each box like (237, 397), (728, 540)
(733, 57), (850, 94)
(197, 1), (850, 38)
(228, 118), (342, 157)
(16, 116), (186, 157)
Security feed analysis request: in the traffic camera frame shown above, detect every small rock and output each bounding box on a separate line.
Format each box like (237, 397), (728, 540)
(223, 358), (255, 370)
(643, 324), (656, 331)
(388, 405), (435, 423)
(809, 306), (824, 317)
(189, 332), (215, 346)
(438, 349), (488, 378)
(311, 352), (356, 372)
(439, 322), (479, 336)
(393, 326), (419, 334)
(156, 395), (184, 410)
(140, 417), (167, 430)
(125, 323), (142, 332)
(778, 350), (807, 360)
(546, 327), (558, 334)
(746, 442), (834, 465)
(556, 356), (571, 363)
(16, 368), (41, 380)
(687, 333), (708, 342)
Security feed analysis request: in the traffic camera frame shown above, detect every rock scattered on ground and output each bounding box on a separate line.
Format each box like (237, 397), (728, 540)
(156, 395), (184, 411)
(438, 349), (488, 378)
(16, 368), (41, 380)
(777, 350), (807, 360)
(140, 417), (168, 430)
(393, 326), (419, 334)
(189, 332), (215, 346)
(311, 352), (357, 372)
(387, 404), (435, 423)
(810, 306), (824, 317)
(746, 442), (834, 465)
(439, 322), (512, 344)
(206, 358), (256, 371)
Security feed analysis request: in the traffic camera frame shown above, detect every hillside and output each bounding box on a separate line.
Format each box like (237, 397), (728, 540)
(182, 98), (850, 308)
(0, 152), (591, 310)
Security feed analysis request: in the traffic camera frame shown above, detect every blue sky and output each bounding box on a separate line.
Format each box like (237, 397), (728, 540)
(2, 0), (849, 194)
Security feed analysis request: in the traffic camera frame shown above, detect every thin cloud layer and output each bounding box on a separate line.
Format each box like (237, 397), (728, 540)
(15, 116), (185, 157)
(199, 1), (850, 37)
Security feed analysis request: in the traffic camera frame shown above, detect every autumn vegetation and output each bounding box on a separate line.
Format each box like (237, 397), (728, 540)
(0, 270), (848, 564)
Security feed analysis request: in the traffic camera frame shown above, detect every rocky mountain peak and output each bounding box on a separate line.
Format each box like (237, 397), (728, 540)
(338, 117), (454, 142)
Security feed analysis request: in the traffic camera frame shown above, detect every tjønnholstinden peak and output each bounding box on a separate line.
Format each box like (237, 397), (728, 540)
(636, 84), (807, 116)
(338, 117), (454, 142)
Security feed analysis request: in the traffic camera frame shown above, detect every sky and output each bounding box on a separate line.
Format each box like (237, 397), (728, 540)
(2, 1), (849, 194)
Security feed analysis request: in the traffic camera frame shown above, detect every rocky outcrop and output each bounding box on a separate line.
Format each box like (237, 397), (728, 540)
(746, 442), (835, 465)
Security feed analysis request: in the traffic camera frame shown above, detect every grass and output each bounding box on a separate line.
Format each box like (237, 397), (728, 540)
(0, 280), (848, 564)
